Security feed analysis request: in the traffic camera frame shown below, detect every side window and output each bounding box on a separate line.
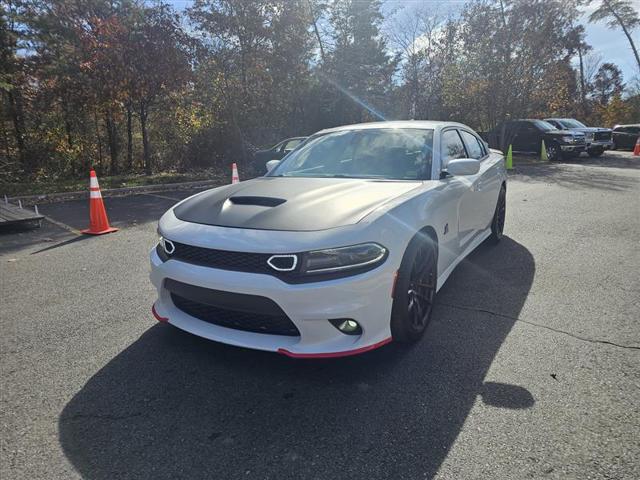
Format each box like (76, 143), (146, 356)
(629, 127), (640, 135)
(441, 130), (467, 167)
(459, 130), (484, 159)
(283, 139), (303, 152)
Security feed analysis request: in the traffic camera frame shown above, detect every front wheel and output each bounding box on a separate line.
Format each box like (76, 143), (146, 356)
(391, 233), (438, 343)
(546, 142), (561, 161)
(588, 147), (604, 157)
(489, 186), (506, 243)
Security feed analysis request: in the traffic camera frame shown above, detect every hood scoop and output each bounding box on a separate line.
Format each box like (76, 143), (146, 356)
(228, 196), (286, 207)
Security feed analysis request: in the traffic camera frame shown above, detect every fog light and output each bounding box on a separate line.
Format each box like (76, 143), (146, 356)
(329, 318), (362, 335)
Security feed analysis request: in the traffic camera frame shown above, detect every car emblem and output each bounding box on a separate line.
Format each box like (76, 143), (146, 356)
(161, 238), (175, 255)
(267, 254), (298, 272)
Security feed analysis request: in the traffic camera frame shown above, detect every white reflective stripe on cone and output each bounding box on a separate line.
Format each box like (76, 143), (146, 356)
(90, 176), (99, 188)
(90, 190), (102, 199)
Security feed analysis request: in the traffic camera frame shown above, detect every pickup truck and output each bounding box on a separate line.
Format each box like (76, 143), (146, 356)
(483, 119), (586, 161)
(544, 118), (612, 157)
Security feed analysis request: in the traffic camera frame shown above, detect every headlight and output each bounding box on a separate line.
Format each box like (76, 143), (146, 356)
(302, 243), (387, 274)
(562, 136), (575, 143)
(585, 133), (594, 141)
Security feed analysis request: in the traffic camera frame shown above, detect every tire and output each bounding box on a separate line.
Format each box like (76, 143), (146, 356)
(546, 142), (561, 161)
(588, 147), (604, 157)
(391, 232), (438, 343)
(489, 185), (506, 244)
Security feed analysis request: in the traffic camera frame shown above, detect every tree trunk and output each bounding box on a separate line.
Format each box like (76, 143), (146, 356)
(126, 104), (133, 171)
(578, 45), (587, 115)
(94, 108), (103, 172)
(6, 90), (27, 170)
(608, 5), (640, 73)
(105, 110), (119, 175)
(140, 102), (151, 175)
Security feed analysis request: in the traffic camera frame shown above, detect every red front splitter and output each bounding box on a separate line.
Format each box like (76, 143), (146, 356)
(152, 304), (169, 323)
(278, 337), (392, 359)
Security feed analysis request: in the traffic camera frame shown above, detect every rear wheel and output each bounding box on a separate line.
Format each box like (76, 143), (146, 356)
(391, 233), (438, 343)
(489, 185), (506, 243)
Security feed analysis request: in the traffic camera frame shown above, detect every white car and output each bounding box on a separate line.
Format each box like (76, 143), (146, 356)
(150, 121), (507, 358)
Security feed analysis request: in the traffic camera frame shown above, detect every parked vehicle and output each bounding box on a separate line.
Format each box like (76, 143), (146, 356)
(253, 137), (307, 164)
(544, 118), (612, 157)
(151, 121), (507, 358)
(611, 124), (640, 151)
(484, 119), (586, 160)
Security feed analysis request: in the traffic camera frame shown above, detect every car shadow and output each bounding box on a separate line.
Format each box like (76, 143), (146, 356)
(59, 236), (534, 479)
(513, 162), (636, 191)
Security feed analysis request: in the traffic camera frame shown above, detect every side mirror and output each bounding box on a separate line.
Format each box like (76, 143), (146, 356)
(266, 159), (280, 172)
(446, 158), (480, 176)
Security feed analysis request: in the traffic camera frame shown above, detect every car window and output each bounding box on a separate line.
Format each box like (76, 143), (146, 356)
(533, 120), (555, 131)
(629, 127), (640, 134)
(283, 139), (303, 152)
(441, 130), (467, 166)
(459, 130), (484, 159)
(269, 128), (434, 180)
(559, 119), (587, 129)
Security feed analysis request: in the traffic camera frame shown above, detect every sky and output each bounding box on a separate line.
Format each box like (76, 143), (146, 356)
(167, 0), (640, 84)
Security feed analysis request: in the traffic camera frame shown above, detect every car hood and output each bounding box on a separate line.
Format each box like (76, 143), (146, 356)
(563, 127), (611, 134)
(548, 129), (585, 136)
(173, 176), (422, 231)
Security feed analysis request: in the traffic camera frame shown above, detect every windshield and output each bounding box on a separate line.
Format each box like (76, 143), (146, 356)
(534, 120), (556, 131)
(269, 128), (434, 180)
(559, 119), (587, 129)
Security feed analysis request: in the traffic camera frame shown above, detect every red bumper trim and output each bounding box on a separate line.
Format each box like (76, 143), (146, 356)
(152, 304), (169, 323)
(277, 337), (392, 359)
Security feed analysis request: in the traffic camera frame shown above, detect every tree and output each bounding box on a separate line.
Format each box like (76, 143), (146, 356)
(592, 62), (625, 104)
(589, 0), (640, 73)
(129, 4), (191, 174)
(322, 0), (398, 125)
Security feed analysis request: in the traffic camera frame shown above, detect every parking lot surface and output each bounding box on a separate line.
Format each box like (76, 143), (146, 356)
(1, 151), (639, 479)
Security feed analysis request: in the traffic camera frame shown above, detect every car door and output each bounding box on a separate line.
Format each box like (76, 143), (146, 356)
(626, 127), (640, 149)
(459, 129), (501, 231)
(515, 121), (542, 152)
(440, 128), (483, 251)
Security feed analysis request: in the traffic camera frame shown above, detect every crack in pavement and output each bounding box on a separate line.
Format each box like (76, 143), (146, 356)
(437, 302), (640, 351)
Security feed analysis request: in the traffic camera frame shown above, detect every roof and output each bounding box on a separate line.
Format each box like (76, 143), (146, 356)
(316, 120), (471, 134)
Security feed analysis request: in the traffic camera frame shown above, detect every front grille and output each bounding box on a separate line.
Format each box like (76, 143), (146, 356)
(594, 131), (611, 141)
(171, 293), (300, 336)
(158, 241), (295, 275)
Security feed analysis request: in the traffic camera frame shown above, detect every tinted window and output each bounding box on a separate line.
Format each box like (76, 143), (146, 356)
(559, 119), (587, 129)
(460, 130), (484, 159)
(270, 128), (434, 180)
(441, 130), (467, 166)
(534, 120), (555, 131)
(629, 127), (640, 134)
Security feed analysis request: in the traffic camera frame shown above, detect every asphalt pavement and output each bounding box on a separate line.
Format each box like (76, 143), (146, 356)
(1, 151), (639, 479)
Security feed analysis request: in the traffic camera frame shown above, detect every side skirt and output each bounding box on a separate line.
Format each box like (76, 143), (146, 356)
(436, 229), (491, 292)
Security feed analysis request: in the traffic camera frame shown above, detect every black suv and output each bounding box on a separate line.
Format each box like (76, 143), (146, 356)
(611, 124), (640, 150)
(484, 119), (586, 160)
(544, 118), (612, 157)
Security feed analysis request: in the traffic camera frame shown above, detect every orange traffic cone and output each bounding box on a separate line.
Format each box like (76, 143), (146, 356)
(633, 138), (640, 156)
(231, 163), (240, 184)
(81, 169), (118, 235)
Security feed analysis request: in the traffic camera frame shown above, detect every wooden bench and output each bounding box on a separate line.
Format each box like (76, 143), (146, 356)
(0, 199), (44, 227)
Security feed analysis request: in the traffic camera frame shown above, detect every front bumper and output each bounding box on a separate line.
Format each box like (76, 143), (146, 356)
(587, 140), (613, 150)
(560, 144), (587, 152)
(150, 248), (395, 357)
